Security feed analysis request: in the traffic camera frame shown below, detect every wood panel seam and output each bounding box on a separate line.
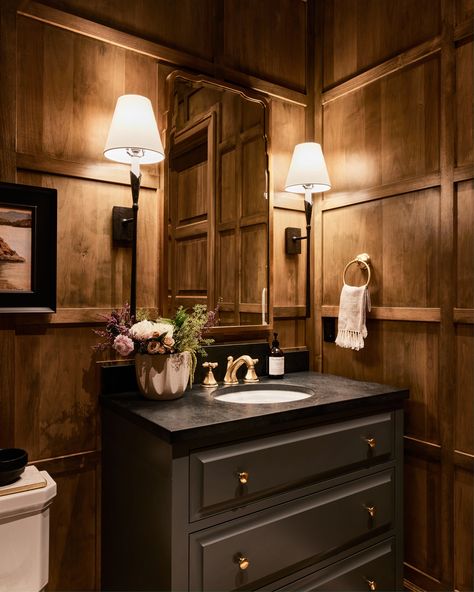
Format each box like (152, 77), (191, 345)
(322, 36), (441, 104)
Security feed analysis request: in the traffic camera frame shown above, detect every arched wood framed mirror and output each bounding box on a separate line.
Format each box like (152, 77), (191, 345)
(164, 71), (272, 338)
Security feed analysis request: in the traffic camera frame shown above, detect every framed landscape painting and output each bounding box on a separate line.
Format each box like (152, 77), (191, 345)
(0, 182), (57, 313)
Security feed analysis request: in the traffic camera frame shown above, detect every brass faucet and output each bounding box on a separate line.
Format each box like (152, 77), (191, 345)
(223, 355), (259, 384)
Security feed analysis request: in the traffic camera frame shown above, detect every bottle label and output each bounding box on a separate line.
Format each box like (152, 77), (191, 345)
(269, 357), (284, 376)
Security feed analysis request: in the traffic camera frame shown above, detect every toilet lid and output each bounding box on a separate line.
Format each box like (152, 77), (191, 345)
(0, 470), (56, 519)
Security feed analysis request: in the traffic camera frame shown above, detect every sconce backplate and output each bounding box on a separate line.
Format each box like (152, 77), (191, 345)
(285, 227), (302, 254)
(112, 206), (133, 246)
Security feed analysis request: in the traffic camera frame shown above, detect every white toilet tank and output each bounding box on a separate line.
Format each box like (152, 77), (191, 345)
(0, 470), (56, 592)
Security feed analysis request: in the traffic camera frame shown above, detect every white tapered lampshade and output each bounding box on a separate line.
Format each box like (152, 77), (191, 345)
(285, 142), (331, 194)
(104, 95), (164, 165)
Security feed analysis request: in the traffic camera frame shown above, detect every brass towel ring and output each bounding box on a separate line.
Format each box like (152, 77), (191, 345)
(343, 253), (371, 287)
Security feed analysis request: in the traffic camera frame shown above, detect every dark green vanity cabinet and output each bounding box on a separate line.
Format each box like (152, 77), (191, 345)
(101, 373), (407, 592)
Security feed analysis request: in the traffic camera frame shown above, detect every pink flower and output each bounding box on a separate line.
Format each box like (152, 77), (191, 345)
(113, 334), (134, 357)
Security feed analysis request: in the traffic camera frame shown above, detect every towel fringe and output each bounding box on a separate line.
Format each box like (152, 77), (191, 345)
(335, 329), (365, 351)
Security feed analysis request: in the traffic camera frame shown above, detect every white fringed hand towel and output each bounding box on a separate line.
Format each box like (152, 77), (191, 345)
(335, 284), (371, 350)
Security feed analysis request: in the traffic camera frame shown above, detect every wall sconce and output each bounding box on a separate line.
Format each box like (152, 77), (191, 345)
(104, 94), (165, 319)
(284, 142), (331, 317)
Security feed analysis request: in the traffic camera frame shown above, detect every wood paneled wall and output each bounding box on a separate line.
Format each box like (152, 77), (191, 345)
(316, 1), (473, 590)
(0, 0), (311, 589)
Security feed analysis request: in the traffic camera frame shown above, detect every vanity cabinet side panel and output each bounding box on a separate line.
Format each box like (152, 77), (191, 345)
(101, 408), (174, 591)
(393, 408), (404, 590)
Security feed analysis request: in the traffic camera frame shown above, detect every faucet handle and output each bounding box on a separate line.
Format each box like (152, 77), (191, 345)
(202, 362), (218, 387)
(243, 358), (259, 383)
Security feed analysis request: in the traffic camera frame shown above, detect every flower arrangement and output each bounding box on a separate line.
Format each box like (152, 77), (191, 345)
(94, 303), (219, 384)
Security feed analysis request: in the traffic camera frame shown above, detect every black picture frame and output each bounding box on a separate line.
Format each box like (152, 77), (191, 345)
(0, 182), (57, 313)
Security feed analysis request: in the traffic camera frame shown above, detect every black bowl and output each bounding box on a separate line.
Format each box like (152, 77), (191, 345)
(0, 448), (28, 486)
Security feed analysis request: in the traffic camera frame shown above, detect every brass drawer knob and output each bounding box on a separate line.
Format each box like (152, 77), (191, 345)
(364, 577), (377, 590)
(364, 436), (376, 449)
(363, 504), (376, 519)
(238, 555), (250, 570)
(238, 471), (249, 484)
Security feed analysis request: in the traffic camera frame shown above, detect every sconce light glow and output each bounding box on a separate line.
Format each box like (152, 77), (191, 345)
(284, 142), (331, 195)
(104, 94), (164, 165)
(284, 142), (331, 319)
(104, 94), (164, 320)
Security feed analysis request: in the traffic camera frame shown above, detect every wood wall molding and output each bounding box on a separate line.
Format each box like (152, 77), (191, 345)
(274, 305), (306, 319)
(321, 173), (442, 211)
(321, 306), (442, 322)
(404, 435), (442, 461)
(455, 19), (474, 42)
(322, 35), (441, 105)
(16, 152), (160, 189)
(453, 163), (474, 183)
(18, 1), (308, 106)
(453, 308), (474, 324)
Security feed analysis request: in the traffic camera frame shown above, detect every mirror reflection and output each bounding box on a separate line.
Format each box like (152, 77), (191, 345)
(166, 73), (269, 327)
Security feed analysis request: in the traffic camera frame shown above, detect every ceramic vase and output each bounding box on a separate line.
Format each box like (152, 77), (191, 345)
(135, 352), (191, 400)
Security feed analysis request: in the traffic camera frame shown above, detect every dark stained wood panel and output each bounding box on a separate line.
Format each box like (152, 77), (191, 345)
(273, 209), (306, 308)
(217, 231), (236, 304)
(17, 172), (159, 309)
(40, 0), (215, 60)
(404, 454), (442, 583)
(456, 180), (474, 309)
(456, 0), (474, 25)
(455, 41), (473, 167)
(0, 324), (15, 448)
(219, 148), (238, 224)
(241, 224), (268, 304)
(222, 0), (307, 91)
(455, 326), (474, 455)
(17, 16), (159, 169)
(454, 467), (474, 591)
(323, 321), (440, 444)
(14, 327), (99, 460)
(176, 236), (208, 294)
(270, 99), (306, 197)
(177, 162), (208, 222)
(274, 319), (306, 349)
(43, 455), (100, 591)
(323, 0), (441, 87)
(323, 57), (440, 193)
(320, 1), (469, 589)
(322, 189), (440, 308)
(242, 136), (267, 217)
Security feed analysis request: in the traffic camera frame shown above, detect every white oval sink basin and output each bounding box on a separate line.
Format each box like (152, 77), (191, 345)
(215, 389), (311, 404)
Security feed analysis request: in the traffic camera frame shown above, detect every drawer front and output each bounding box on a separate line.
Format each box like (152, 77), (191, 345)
(190, 413), (393, 519)
(274, 539), (395, 591)
(189, 470), (394, 592)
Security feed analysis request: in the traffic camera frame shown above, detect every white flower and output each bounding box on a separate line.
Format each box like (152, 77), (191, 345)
(153, 322), (174, 338)
(129, 320), (174, 340)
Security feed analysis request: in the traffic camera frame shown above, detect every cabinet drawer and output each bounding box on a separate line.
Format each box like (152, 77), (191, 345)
(189, 470), (394, 591)
(273, 539), (395, 591)
(190, 413), (393, 519)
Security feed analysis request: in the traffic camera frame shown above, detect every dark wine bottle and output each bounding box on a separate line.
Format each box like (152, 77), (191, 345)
(268, 332), (284, 379)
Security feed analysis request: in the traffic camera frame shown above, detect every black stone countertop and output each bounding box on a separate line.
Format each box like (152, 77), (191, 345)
(101, 371), (408, 444)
